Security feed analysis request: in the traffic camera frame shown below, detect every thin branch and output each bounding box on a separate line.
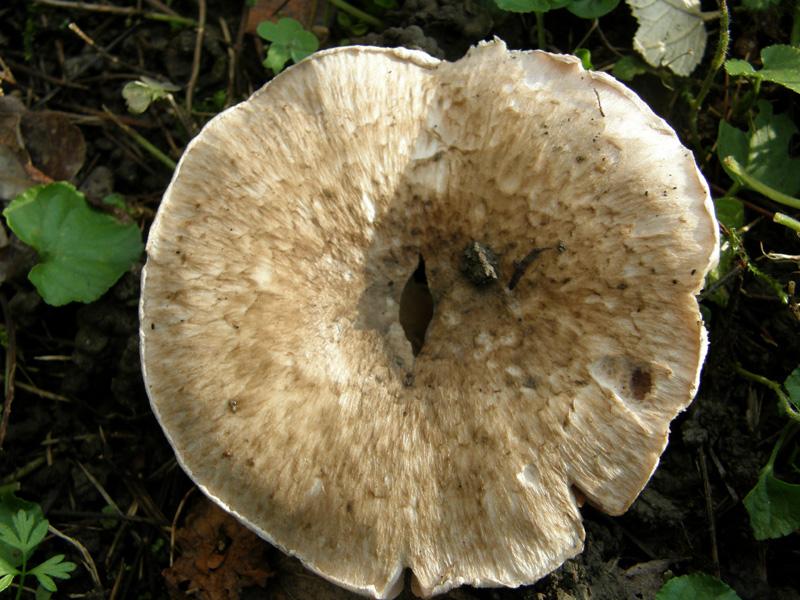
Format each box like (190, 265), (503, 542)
(0, 293), (17, 451)
(186, 0), (207, 119)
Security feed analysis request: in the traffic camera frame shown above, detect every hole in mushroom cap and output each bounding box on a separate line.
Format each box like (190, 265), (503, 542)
(399, 256), (434, 357)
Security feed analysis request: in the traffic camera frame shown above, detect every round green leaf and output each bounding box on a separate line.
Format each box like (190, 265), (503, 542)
(567, 0), (620, 18)
(264, 43), (291, 73)
(289, 30), (320, 63)
(3, 183), (143, 306)
(257, 18), (303, 45)
(656, 573), (741, 600)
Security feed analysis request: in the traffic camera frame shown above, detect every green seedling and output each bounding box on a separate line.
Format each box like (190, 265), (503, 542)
(0, 490), (76, 599)
(656, 573), (741, 599)
(122, 76), (181, 114)
(257, 18), (319, 74)
(726, 44), (800, 95)
(3, 182), (143, 307)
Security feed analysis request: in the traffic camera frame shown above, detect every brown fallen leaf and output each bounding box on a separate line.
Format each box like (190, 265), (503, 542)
(245, 0), (319, 34)
(164, 498), (272, 600)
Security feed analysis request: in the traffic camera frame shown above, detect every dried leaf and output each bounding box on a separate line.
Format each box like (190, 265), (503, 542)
(626, 0), (707, 76)
(163, 500), (271, 600)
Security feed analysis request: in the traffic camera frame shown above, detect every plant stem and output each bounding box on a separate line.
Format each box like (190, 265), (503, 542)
(723, 156), (800, 210)
(688, 0), (729, 157)
(774, 212), (800, 233)
(103, 105), (178, 171)
(326, 0), (383, 27)
(535, 11), (546, 49)
(724, 227), (789, 303)
(735, 364), (800, 424)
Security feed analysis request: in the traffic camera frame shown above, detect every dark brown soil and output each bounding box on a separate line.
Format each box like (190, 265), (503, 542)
(1, 1), (798, 599)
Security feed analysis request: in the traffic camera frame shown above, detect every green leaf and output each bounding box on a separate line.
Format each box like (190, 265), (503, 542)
(717, 101), (800, 197)
(0, 573), (14, 592)
(744, 463), (800, 539)
(713, 197), (744, 231)
(30, 554), (76, 592)
(704, 197), (743, 307)
(656, 573), (741, 599)
(11, 510), (35, 550)
(725, 45), (800, 94)
(258, 18), (318, 73)
(741, 0), (780, 11)
(28, 519), (48, 551)
(573, 48), (593, 70)
(264, 43), (291, 74)
(257, 18), (302, 45)
(785, 366), (800, 411)
(495, 0), (571, 11)
(0, 491), (43, 568)
(122, 76), (180, 114)
(3, 182), (144, 307)
(0, 522), (23, 552)
(612, 55), (648, 81)
(567, 0), (619, 18)
(0, 557), (19, 577)
(289, 30), (320, 64)
(35, 586), (52, 600)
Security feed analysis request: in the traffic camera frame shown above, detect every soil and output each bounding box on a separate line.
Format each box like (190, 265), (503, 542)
(1, 1), (798, 600)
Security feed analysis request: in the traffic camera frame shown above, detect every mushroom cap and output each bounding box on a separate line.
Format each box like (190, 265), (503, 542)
(140, 40), (719, 599)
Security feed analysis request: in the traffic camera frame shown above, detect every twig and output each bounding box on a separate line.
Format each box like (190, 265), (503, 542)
(169, 487), (196, 567)
(49, 524), (103, 593)
(102, 105), (177, 170)
(698, 451), (721, 578)
(688, 0), (729, 159)
(326, 0), (383, 27)
(186, 0), (207, 118)
(33, 0), (197, 26)
(697, 263), (743, 301)
(0, 293), (17, 452)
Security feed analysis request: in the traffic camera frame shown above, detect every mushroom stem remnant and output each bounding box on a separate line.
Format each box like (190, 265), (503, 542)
(140, 40), (719, 599)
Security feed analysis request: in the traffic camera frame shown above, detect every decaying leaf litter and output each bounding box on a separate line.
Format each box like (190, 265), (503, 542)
(1, 1), (799, 600)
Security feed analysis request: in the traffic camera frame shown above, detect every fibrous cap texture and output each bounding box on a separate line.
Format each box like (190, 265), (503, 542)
(140, 40), (719, 599)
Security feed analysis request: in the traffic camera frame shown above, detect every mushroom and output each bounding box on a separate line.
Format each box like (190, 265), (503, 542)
(140, 40), (718, 598)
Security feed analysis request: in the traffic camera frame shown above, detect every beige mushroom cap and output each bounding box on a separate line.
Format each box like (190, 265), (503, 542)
(140, 40), (719, 599)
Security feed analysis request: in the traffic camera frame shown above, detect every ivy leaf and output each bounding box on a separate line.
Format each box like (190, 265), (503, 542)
(744, 463), (800, 540)
(567, 0), (620, 18)
(717, 101), (800, 197)
(725, 45), (800, 94)
(122, 76), (180, 114)
(3, 182), (143, 307)
(656, 573), (741, 599)
(626, 0), (707, 76)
